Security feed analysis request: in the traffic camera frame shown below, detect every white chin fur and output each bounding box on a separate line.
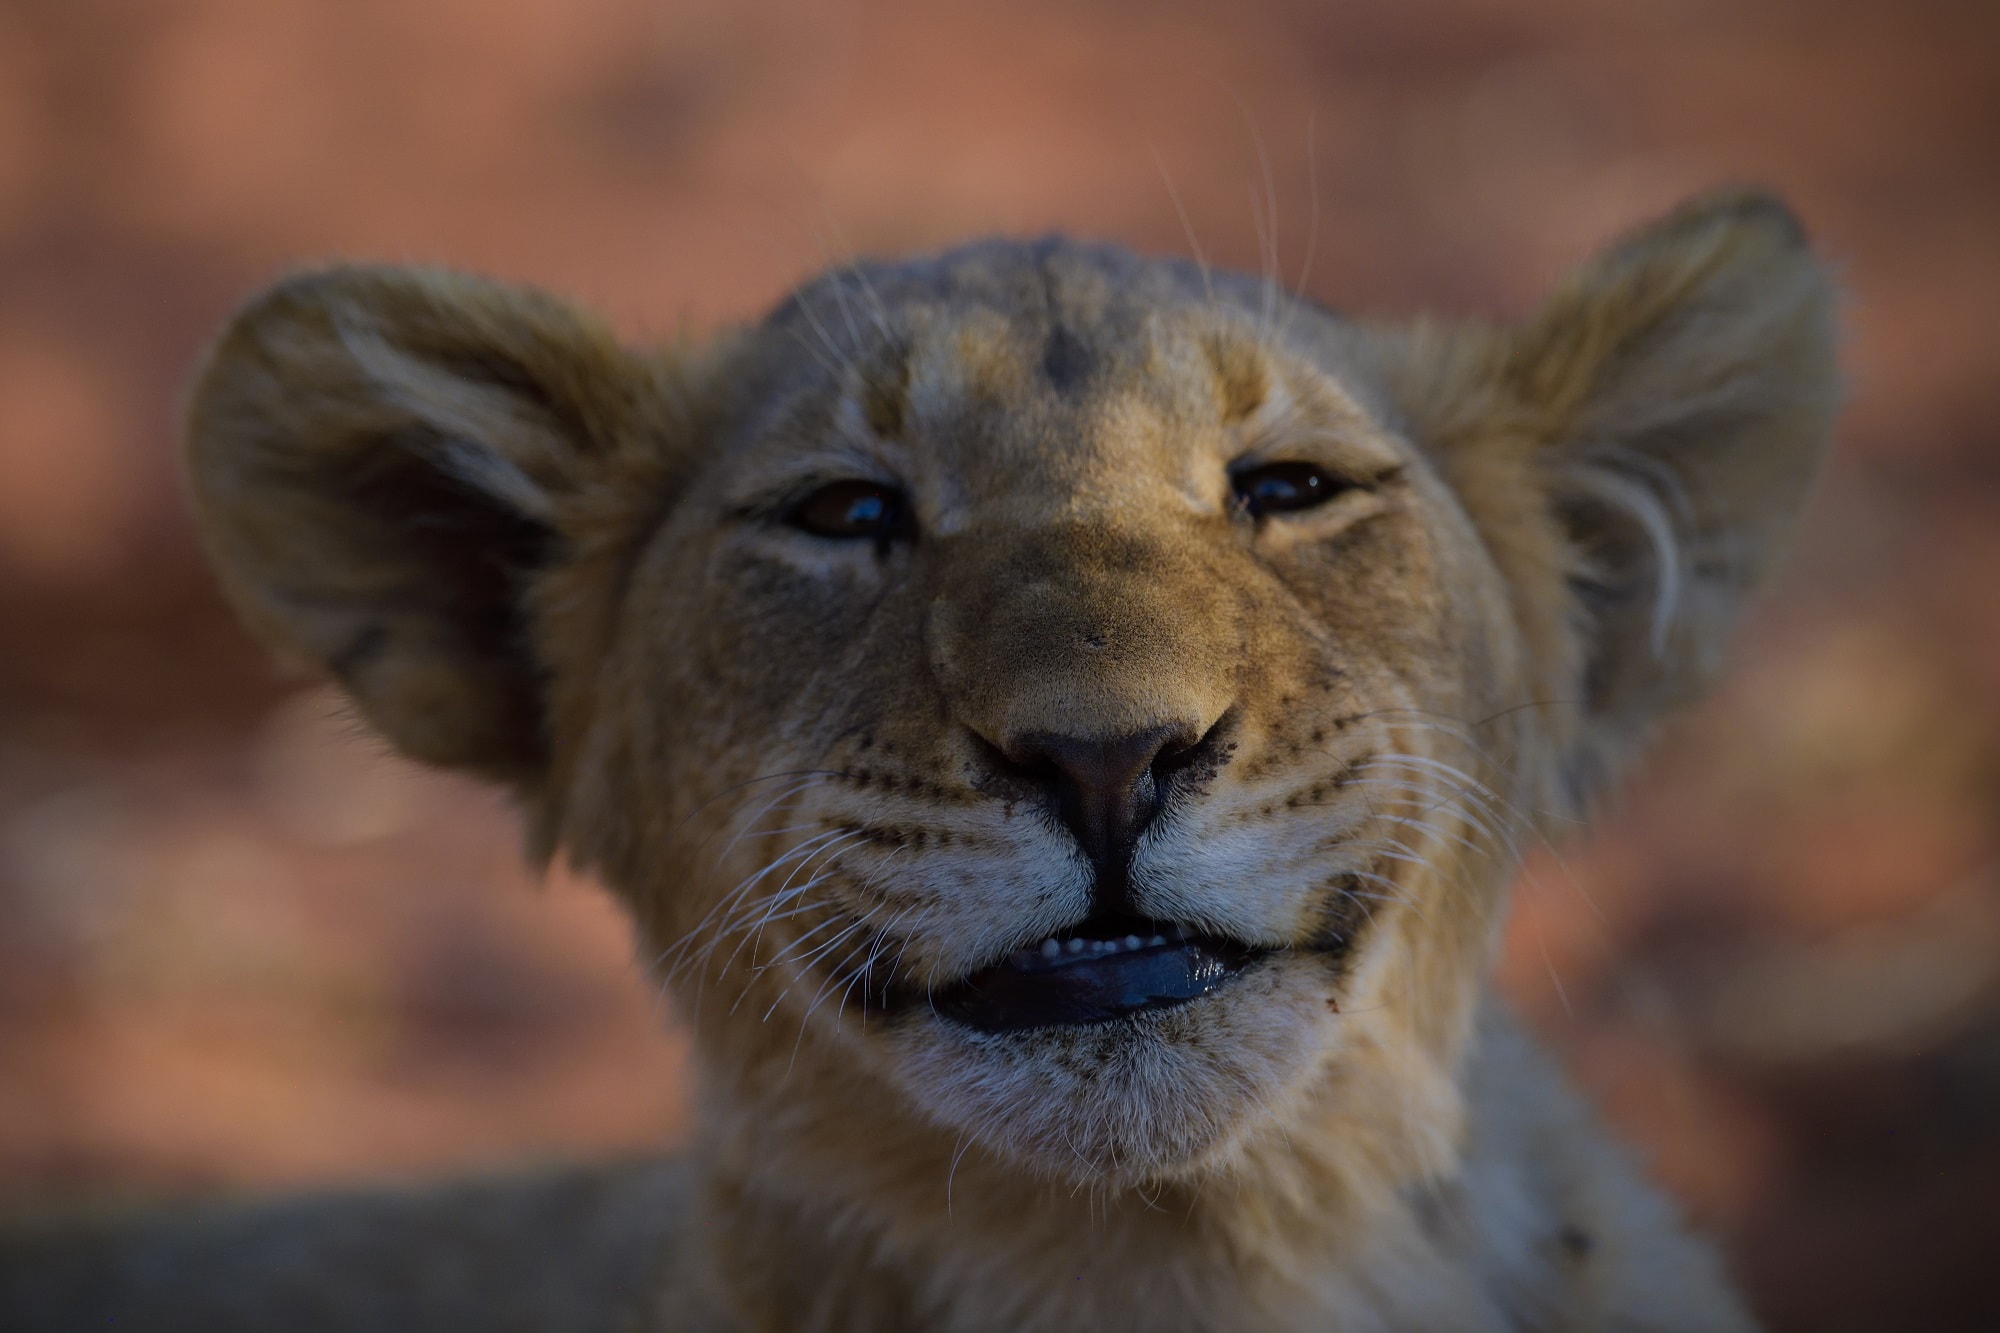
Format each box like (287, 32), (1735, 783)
(877, 953), (1339, 1185)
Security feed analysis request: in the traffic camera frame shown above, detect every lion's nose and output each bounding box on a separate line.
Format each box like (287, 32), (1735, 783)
(1002, 725), (1199, 877)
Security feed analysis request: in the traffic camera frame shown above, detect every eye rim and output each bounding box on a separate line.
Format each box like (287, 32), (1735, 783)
(1228, 460), (1347, 519)
(786, 478), (914, 542)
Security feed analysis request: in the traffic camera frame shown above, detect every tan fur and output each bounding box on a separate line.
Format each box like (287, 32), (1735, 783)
(10, 190), (1837, 1331)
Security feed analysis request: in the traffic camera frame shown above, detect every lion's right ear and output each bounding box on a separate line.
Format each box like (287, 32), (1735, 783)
(185, 266), (667, 787)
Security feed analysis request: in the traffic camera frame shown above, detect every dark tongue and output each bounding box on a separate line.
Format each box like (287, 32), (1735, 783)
(935, 939), (1247, 1033)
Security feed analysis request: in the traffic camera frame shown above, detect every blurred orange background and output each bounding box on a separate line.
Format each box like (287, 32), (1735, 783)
(1, 1), (1996, 1328)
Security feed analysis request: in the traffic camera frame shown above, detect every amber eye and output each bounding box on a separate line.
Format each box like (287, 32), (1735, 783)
(1230, 461), (1340, 518)
(789, 480), (911, 541)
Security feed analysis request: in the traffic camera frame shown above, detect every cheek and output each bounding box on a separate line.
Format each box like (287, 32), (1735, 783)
(690, 544), (875, 718)
(555, 538), (863, 884)
(1277, 517), (1446, 649)
(1264, 507), (1523, 728)
(614, 538), (923, 779)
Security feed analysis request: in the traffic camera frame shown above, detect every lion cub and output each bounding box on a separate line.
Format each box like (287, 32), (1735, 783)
(3, 191), (1835, 1331)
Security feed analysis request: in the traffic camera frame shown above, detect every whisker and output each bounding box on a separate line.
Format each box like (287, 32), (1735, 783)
(1273, 109), (1321, 347)
(657, 824), (851, 987)
(1149, 141), (1213, 305)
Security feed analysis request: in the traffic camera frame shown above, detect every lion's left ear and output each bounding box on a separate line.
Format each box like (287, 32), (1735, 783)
(1370, 190), (1841, 800)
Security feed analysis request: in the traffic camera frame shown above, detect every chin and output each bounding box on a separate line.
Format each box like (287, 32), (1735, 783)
(877, 948), (1345, 1186)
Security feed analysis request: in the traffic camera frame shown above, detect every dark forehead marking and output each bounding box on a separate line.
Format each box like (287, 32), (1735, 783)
(1040, 324), (1094, 393)
(1035, 238), (1098, 395)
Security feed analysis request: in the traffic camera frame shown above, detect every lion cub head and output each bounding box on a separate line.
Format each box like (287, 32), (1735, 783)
(186, 192), (1836, 1190)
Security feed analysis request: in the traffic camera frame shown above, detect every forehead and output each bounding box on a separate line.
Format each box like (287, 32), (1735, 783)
(747, 238), (1372, 486)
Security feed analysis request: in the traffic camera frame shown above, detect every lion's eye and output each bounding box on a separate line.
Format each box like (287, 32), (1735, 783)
(1230, 462), (1340, 518)
(790, 480), (911, 541)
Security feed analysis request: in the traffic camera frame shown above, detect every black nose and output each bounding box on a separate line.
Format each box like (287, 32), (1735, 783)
(1001, 724), (1199, 886)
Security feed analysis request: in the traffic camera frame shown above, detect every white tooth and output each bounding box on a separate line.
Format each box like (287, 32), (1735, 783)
(1124, 935), (1143, 950)
(1147, 935), (1165, 947)
(1066, 939), (1086, 955)
(1041, 939), (1062, 960)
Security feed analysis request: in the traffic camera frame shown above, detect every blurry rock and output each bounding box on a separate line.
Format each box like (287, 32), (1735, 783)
(0, 783), (144, 962)
(1700, 866), (2000, 1064)
(251, 689), (430, 847)
(0, 333), (145, 583)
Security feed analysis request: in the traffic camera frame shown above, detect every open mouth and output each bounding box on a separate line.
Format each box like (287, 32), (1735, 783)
(931, 915), (1269, 1033)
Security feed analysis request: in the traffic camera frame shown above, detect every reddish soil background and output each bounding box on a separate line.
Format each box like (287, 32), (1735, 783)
(2, 1), (1997, 1327)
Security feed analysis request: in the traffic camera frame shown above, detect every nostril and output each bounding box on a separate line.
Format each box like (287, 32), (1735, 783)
(1150, 734), (1200, 779)
(970, 733), (1057, 795)
(1150, 709), (1232, 786)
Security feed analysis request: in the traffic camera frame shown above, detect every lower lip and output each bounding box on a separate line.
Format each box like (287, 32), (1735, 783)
(931, 938), (1267, 1034)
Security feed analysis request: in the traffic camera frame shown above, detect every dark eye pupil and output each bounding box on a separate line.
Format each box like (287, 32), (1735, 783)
(1252, 474), (1309, 504)
(1233, 462), (1333, 517)
(792, 481), (908, 540)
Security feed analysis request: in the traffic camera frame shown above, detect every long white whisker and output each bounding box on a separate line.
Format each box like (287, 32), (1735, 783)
(727, 829), (873, 961)
(658, 826), (852, 986)
(1149, 141), (1212, 305)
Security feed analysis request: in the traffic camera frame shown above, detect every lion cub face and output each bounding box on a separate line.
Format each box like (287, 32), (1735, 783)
(185, 195), (1837, 1186)
(590, 244), (1528, 1181)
